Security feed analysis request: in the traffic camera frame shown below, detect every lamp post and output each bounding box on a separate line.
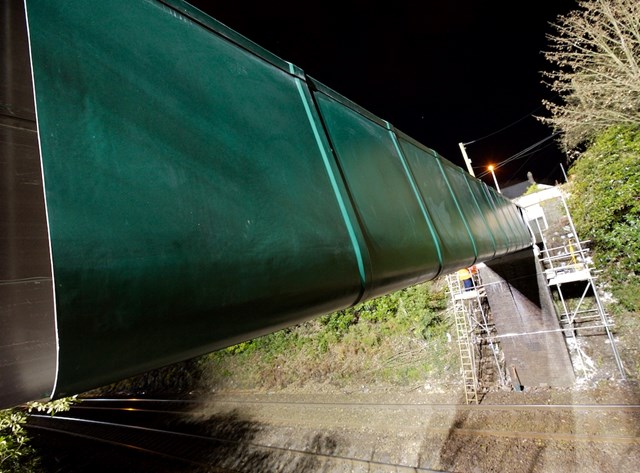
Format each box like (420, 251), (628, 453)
(488, 165), (501, 193)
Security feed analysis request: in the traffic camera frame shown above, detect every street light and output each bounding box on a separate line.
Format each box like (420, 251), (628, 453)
(488, 165), (501, 193)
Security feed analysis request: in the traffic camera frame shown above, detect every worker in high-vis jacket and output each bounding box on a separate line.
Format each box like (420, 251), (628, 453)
(457, 267), (474, 291)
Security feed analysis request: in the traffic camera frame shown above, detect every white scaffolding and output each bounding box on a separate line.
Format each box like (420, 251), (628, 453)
(446, 267), (506, 404)
(447, 185), (625, 399)
(515, 186), (626, 380)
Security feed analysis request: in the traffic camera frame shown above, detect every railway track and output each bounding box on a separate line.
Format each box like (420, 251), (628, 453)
(27, 397), (640, 472)
(28, 398), (445, 472)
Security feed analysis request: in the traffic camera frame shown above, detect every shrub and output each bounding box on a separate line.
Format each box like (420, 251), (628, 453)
(567, 125), (640, 309)
(0, 397), (76, 473)
(201, 281), (452, 390)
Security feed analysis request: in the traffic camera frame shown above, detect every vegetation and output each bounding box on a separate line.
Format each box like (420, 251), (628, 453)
(91, 280), (456, 396)
(566, 125), (640, 310)
(531, 0), (640, 377)
(201, 280), (455, 391)
(83, 357), (208, 399)
(0, 397), (76, 473)
(534, 0), (639, 377)
(538, 0), (640, 152)
(4, 2), (640, 469)
(522, 183), (542, 196)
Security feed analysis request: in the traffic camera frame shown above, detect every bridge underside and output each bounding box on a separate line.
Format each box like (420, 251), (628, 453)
(482, 248), (575, 388)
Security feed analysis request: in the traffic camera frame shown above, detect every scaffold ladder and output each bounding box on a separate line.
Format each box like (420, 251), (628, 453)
(447, 274), (479, 404)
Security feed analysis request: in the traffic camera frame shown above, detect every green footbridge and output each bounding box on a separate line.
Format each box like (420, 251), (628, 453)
(0, 0), (531, 408)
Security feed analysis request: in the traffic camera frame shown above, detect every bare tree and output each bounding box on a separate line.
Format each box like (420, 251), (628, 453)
(538, 0), (640, 154)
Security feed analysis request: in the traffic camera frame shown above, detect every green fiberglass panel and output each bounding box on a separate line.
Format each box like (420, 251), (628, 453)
(490, 188), (530, 252)
(502, 199), (531, 250)
(484, 186), (519, 253)
(437, 159), (497, 261)
(313, 93), (441, 297)
(398, 138), (476, 273)
(26, 0), (365, 396)
(465, 176), (511, 256)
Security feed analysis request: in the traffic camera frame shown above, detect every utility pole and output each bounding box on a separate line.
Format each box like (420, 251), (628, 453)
(488, 165), (501, 193)
(458, 142), (475, 177)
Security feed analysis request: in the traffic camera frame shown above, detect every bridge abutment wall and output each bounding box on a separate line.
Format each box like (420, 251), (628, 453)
(481, 248), (575, 388)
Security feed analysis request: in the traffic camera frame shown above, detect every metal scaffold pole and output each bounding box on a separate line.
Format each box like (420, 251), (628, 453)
(558, 193), (626, 379)
(517, 187), (626, 381)
(447, 273), (479, 404)
(447, 266), (507, 404)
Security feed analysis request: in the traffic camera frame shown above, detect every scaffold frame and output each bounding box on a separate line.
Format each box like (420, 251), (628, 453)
(447, 185), (626, 399)
(516, 186), (626, 380)
(446, 266), (506, 404)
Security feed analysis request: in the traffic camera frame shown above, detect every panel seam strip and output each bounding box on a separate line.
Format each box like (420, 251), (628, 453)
(385, 123), (443, 271)
(291, 67), (366, 287)
(435, 158), (478, 261)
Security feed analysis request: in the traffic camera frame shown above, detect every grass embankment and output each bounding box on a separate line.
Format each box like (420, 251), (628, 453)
(90, 279), (460, 397)
(202, 279), (457, 392)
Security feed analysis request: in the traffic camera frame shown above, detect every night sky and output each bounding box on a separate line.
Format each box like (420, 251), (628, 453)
(188, 1), (579, 190)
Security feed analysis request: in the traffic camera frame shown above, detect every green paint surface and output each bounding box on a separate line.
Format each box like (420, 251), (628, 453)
(24, 0), (532, 397)
(26, 0), (364, 395)
(437, 160), (497, 261)
(398, 138), (476, 273)
(466, 177), (512, 255)
(314, 93), (441, 297)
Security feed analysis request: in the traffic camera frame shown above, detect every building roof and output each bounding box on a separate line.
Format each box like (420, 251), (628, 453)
(501, 181), (534, 199)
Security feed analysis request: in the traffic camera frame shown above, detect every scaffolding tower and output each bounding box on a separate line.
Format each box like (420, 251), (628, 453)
(446, 267), (506, 404)
(447, 185), (625, 400)
(518, 187), (626, 380)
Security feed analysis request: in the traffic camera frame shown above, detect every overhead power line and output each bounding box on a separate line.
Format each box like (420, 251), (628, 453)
(475, 132), (559, 179)
(461, 105), (545, 146)
(505, 141), (557, 182)
(458, 105), (555, 178)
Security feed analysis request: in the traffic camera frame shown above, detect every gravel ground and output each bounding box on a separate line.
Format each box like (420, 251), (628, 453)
(186, 379), (640, 473)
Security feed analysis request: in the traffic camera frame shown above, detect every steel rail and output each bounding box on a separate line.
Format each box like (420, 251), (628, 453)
(26, 422), (210, 468)
(28, 415), (447, 473)
(55, 400), (640, 446)
(57, 407), (640, 445)
(78, 397), (640, 411)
